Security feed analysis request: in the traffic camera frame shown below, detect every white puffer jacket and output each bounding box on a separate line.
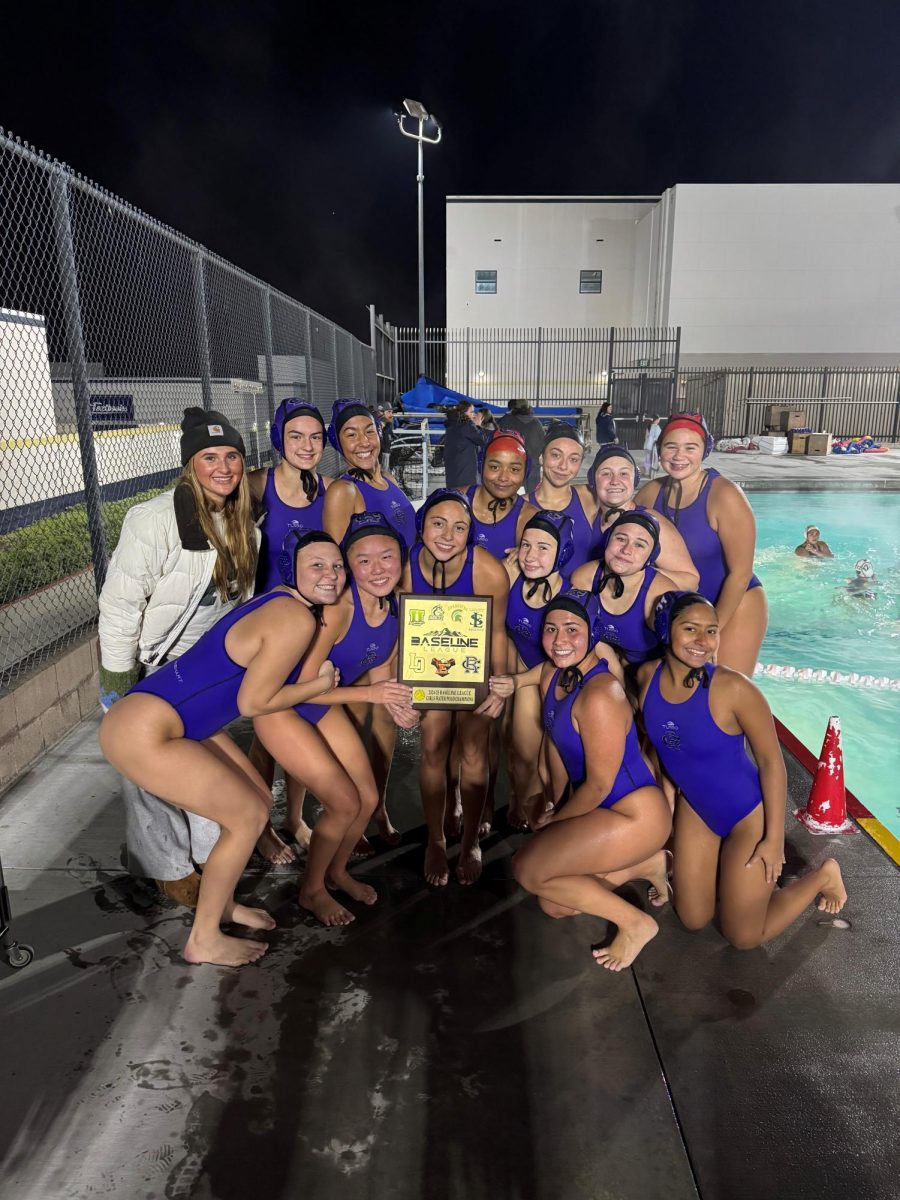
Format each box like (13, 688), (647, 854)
(98, 489), (259, 672)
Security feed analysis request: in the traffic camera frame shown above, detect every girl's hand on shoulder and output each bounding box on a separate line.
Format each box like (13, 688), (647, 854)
(488, 673), (516, 699)
(746, 836), (785, 884)
(317, 660), (338, 690)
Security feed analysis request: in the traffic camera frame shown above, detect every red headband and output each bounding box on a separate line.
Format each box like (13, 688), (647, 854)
(486, 434), (527, 459)
(663, 415), (706, 440)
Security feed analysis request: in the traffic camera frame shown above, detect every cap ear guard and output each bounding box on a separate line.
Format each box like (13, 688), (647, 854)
(653, 590), (714, 644)
(523, 510), (576, 573)
(587, 444), (641, 496)
(277, 525), (337, 589)
(271, 398), (324, 455)
(416, 488), (475, 545)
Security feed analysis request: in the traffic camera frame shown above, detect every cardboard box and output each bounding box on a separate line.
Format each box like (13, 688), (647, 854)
(765, 404), (792, 427)
(780, 410), (807, 431)
(805, 432), (830, 456)
(789, 433), (808, 455)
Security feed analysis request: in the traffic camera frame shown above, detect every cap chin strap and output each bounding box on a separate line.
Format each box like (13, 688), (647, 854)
(602, 503), (628, 522)
(487, 494), (513, 522)
(559, 650), (594, 695)
(525, 575), (553, 603)
(347, 466), (375, 483)
(296, 591), (323, 621)
(596, 570), (625, 600)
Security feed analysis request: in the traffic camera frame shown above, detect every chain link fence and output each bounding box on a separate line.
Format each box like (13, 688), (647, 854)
(0, 128), (376, 692)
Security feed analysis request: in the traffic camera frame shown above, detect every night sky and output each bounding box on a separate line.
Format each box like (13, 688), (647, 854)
(3, 1), (899, 340)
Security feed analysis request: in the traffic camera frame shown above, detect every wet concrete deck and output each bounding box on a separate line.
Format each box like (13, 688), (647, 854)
(0, 716), (898, 1200)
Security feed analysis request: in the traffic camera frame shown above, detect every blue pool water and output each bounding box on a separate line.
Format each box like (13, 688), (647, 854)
(749, 490), (900, 841)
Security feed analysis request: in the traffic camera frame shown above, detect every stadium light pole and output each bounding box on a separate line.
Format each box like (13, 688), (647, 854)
(397, 99), (442, 380)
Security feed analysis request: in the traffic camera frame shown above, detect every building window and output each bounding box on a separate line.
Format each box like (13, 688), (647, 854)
(475, 270), (497, 294)
(579, 269), (603, 294)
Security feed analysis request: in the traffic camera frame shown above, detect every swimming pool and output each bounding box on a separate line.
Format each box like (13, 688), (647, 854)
(749, 490), (900, 842)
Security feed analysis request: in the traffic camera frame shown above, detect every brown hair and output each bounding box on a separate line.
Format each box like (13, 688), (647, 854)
(178, 460), (257, 600)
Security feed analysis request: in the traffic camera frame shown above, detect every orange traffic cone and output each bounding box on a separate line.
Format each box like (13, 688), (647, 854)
(794, 715), (857, 835)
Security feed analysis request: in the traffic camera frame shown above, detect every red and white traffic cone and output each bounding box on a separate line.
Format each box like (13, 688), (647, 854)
(794, 715), (857, 835)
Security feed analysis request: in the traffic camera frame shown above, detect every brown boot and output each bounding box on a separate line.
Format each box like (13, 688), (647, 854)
(156, 870), (202, 907)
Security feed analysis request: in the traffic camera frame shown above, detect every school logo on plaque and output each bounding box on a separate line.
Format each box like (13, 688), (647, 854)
(399, 594), (492, 710)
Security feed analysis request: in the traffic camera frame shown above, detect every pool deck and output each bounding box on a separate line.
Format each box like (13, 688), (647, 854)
(0, 713), (897, 1200)
(697, 447), (900, 490)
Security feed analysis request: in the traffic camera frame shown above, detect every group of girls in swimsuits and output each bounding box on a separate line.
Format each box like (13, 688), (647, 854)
(100, 401), (846, 970)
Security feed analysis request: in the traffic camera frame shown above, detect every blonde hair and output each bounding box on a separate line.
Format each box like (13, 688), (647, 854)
(178, 460), (257, 600)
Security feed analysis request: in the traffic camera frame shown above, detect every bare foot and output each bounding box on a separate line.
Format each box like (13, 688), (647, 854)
(592, 911), (658, 972)
(223, 902), (277, 931)
(256, 823), (297, 866)
(327, 871), (378, 906)
(184, 931), (268, 967)
(424, 842), (450, 887)
(646, 850), (673, 908)
(375, 809), (402, 847)
(479, 798), (495, 839)
(349, 835), (377, 861)
(456, 841), (483, 886)
(816, 858), (848, 914)
(299, 887), (355, 927)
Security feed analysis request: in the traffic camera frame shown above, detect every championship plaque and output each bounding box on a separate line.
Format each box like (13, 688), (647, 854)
(398, 594), (492, 710)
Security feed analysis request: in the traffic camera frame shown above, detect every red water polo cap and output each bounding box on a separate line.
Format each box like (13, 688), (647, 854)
(486, 433), (527, 458)
(663, 413), (706, 439)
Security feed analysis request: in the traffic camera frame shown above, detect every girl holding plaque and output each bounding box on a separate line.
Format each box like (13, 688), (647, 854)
(510, 589), (672, 971)
(402, 489), (510, 887)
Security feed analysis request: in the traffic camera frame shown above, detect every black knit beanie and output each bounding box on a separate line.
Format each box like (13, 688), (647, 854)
(180, 407), (246, 466)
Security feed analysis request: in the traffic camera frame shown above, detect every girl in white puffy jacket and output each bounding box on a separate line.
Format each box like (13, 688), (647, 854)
(98, 407), (293, 904)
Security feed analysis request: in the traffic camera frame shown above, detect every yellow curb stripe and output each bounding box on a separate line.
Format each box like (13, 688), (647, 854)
(0, 424), (178, 449)
(855, 818), (900, 867)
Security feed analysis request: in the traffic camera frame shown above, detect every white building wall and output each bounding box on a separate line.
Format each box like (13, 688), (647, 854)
(663, 183), (900, 360)
(446, 198), (657, 329)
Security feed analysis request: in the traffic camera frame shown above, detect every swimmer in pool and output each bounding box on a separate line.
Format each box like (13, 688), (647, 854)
(845, 559), (878, 599)
(794, 526), (834, 559)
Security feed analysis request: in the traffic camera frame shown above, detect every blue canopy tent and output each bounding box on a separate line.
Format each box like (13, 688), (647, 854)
(399, 375), (585, 422)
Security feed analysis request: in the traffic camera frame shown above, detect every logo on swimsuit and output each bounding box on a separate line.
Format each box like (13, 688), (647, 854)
(475, 531), (488, 547)
(462, 655), (480, 673)
(514, 616), (532, 636)
(543, 708), (555, 732)
(361, 642), (380, 668)
(430, 604), (445, 620)
(390, 500), (409, 525)
(661, 720), (681, 750)
(601, 622), (621, 645)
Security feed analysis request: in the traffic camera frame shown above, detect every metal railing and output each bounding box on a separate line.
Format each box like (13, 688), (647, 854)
(0, 127), (377, 691)
(680, 366), (900, 441)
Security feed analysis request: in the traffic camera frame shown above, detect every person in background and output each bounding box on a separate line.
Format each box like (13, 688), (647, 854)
(794, 525), (834, 559)
(845, 558), (878, 599)
(378, 402), (395, 473)
(98, 407), (287, 906)
(442, 399), (488, 489)
(479, 406), (499, 435)
(643, 416), (662, 476)
(595, 401), (617, 445)
(499, 398), (544, 491)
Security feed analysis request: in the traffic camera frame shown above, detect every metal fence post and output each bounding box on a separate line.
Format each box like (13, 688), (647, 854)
(192, 248), (213, 410)
(304, 308), (317, 410)
(535, 327), (543, 404)
(892, 371), (900, 443)
(606, 328), (615, 402)
(260, 284), (276, 421)
(671, 327), (682, 411)
(49, 169), (109, 594)
(743, 366), (755, 438)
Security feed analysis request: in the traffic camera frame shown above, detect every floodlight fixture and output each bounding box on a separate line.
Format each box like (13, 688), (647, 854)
(403, 98), (430, 121)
